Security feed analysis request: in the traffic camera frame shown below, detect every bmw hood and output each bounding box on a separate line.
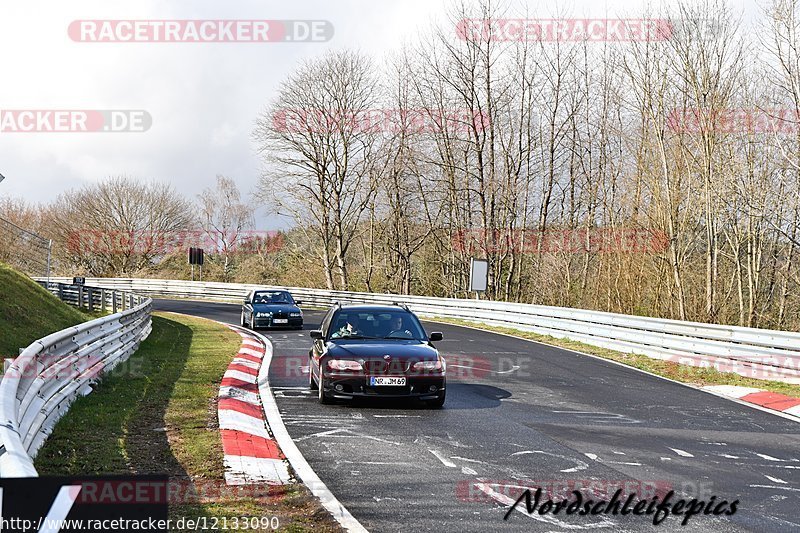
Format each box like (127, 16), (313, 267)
(326, 341), (438, 361)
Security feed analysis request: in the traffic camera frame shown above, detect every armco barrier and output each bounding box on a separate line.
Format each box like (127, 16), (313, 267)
(35, 277), (800, 385)
(0, 282), (151, 477)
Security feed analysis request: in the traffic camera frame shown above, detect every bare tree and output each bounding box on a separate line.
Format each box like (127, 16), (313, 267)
(667, 2), (746, 322)
(47, 176), (195, 276)
(0, 196), (50, 276)
(254, 50), (379, 290)
(198, 175), (255, 281)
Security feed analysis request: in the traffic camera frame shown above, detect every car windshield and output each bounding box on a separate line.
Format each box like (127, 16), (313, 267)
(328, 311), (426, 340)
(252, 291), (293, 304)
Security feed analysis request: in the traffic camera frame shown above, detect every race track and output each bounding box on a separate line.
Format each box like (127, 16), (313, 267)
(153, 299), (800, 532)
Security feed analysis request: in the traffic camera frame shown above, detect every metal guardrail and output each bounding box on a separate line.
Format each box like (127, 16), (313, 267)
(39, 282), (143, 314)
(0, 282), (152, 477)
(36, 277), (800, 385)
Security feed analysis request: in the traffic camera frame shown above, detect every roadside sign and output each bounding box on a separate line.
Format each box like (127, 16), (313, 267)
(72, 276), (86, 285)
(469, 258), (488, 293)
(187, 247), (204, 265)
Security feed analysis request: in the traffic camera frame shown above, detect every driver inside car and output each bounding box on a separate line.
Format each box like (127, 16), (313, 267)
(386, 315), (413, 338)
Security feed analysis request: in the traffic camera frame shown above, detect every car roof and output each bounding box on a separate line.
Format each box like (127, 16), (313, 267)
(335, 304), (410, 312)
(253, 289), (290, 294)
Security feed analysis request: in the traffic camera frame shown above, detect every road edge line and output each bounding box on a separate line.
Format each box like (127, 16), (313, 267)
(244, 327), (370, 533)
(424, 318), (800, 425)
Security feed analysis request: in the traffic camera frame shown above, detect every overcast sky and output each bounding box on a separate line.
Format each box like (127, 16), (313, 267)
(0, 0), (758, 228)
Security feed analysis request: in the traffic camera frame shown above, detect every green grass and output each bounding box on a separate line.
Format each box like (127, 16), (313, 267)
(432, 317), (800, 399)
(35, 312), (342, 532)
(0, 262), (90, 357)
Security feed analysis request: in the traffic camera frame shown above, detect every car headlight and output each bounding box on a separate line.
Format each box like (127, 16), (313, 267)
(327, 359), (363, 371)
(412, 360), (445, 374)
(290, 312), (302, 317)
(256, 312), (271, 318)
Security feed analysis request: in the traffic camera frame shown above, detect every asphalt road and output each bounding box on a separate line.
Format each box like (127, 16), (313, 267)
(153, 299), (800, 533)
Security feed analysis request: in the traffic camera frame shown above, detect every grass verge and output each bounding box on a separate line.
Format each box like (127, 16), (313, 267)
(0, 262), (92, 357)
(35, 311), (342, 532)
(431, 317), (800, 399)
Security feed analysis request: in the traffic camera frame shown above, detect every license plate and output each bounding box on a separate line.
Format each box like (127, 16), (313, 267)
(370, 376), (406, 386)
(273, 318), (288, 324)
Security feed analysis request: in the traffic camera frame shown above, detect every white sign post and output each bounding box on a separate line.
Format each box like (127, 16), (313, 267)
(469, 258), (488, 298)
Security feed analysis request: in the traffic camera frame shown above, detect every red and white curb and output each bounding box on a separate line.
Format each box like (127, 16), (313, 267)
(702, 385), (800, 420)
(247, 329), (369, 533)
(219, 327), (291, 486)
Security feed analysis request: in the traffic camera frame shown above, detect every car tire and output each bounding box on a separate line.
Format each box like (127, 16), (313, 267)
(309, 360), (318, 390)
(318, 373), (332, 404)
(425, 392), (446, 409)
(240, 312), (245, 327)
(249, 315), (256, 330)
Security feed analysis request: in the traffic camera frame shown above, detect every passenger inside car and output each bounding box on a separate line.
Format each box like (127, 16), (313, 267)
(331, 315), (363, 338)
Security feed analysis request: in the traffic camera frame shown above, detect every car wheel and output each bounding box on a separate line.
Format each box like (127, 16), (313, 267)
(249, 315), (256, 330)
(240, 312), (245, 327)
(425, 392), (445, 409)
(318, 373), (332, 404)
(308, 360), (318, 390)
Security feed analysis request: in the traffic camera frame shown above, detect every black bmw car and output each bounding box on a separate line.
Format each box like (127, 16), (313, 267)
(241, 289), (303, 330)
(308, 304), (446, 408)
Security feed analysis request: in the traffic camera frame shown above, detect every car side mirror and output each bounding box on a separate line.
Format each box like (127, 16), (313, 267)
(295, 300), (303, 305)
(310, 330), (323, 339)
(429, 332), (443, 342)
(243, 298), (250, 305)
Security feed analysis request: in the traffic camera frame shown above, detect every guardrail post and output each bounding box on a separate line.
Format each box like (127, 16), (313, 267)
(78, 285), (84, 310)
(88, 288), (94, 312)
(100, 288), (106, 312)
(113, 292), (118, 313)
(57, 283), (63, 301)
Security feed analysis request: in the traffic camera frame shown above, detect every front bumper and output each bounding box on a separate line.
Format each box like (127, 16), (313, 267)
(253, 316), (303, 328)
(322, 372), (446, 400)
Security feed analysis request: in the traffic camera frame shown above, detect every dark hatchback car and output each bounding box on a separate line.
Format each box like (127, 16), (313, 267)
(308, 304), (446, 408)
(241, 289), (303, 330)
